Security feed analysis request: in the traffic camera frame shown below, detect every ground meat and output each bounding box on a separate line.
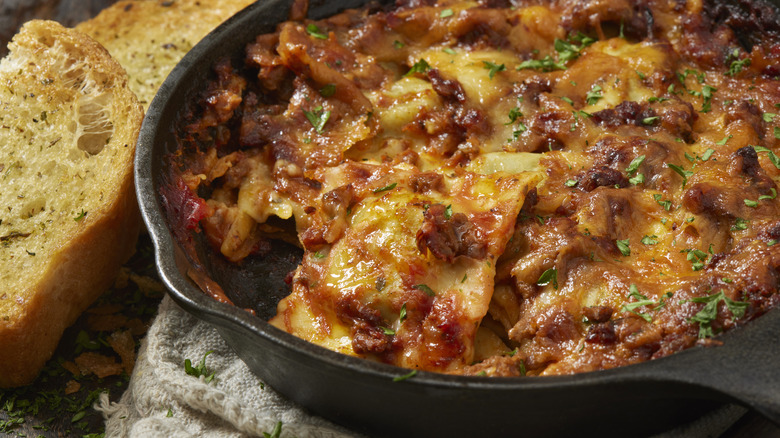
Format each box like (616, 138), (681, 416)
(416, 204), (487, 262)
(577, 166), (629, 192)
(409, 171), (445, 193)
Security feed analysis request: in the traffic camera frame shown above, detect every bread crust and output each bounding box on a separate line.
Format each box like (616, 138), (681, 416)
(0, 20), (142, 387)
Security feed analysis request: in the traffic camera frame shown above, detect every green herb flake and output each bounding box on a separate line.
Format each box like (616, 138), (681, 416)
(564, 179), (578, 187)
(404, 58), (431, 77)
(440, 8), (454, 18)
(414, 284), (436, 297)
(306, 24), (328, 40)
(626, 155), (646, 175)
(319, 84), (336, 97)
(263, 421), (284, 438)
(373, 182), (397, 193)
(516, 55), (565, 72)
(682, 248), (709, 271)
(561, 96), (574, 105)
(443, 47), (456, 55)
(616, 239), (631, 256)
(686, 291), (749, 338)
(641, 235), (659, 245)
(716, 135), (732, 145)
(393, 370), (418, 382)
(74, 209), (87, 222)
(382, 327), (396, 335)
(762, 113), (777, 123)
(701, 148), (715, 161)
(636, 70), (646, 80)
(482, 61), (506, 79)
(744, 198), (759, 208)
(393, 40), (404, 49)
(726, 50), (751, 77)
(585, 85), (603, 105)
(653, 193), (672, 211)
(629, 173), (645, 185)
(775, 127), (780, 140)
(642, 116), (659, 125)
(399, 303), (407, 322)
(303, 106), (331, 134)
(667, 163), (693, 188)
(184, 350), (216, 383)
(505, 107), (523, 125)
(730, 217), (749, 231)
(444, 204), (453, 219)
(536, 268), (558, 289)
(759, 188), (777, 201)
(166, 409), (173, 418)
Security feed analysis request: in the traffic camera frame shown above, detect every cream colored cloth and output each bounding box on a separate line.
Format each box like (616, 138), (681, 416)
(95, 295), (358, 438)
(96, 295), (746, 437)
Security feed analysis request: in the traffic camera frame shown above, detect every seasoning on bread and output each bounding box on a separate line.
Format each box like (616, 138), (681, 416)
(0, 20), (142, 387)
(75, 0), (255, 109)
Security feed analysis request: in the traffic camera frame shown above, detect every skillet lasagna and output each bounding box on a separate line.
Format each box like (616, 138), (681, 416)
(167, 0), (780, 376)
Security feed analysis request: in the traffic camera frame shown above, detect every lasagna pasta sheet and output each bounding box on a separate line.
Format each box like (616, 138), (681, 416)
(170, 0), (780, 376)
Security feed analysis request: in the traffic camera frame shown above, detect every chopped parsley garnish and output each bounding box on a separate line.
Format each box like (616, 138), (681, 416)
(626, 156), (645, 174)
(752, 145), (780, 169)
(414, 284), (436, 296)
(303, 105), (331, 134)
(443, 47), (456, 55)
(440, 8), (454, 18)
(444, 204), (453, 219)
(775, 127), (780, 140)
(716, 135), (732, 145)
(393, 370), (418, 382)
(667, 163), (693, 188)
(642, 116), (659, 125)
(564, 179), (578, 187)
(554, 32), (596, 63)
(585, 85), (603, 105)
(517, 55), (565, 72)
(393, 40), (404, 49)
(759, 188), (777, 201)
(483, 61), (506, 79)
(404, 58), (431, 77)
(616, 239), (631, 256)
(731, 217), (749, 231)
(682, 248), (708, 271)
(536, 268), (558, 289)
(726, 49), (751, 77)
(263, 421), (284, 438)
(641, 235), (659, 245)
(700, 85), (717, 113)
(648, 96), (669, 103)
(561, 96), (574, 105)
(763, 113), (777, 123)
(629, 173), (645, 185)
(74, 209), (87, 222)
(319, 84), (336, 97)
(505, 107), (523, 125)
(635, 70), (646, 80)
(744, 198), (758, 208)
(184, 350), (216, 383)
(306, 24), (328, 39)
(399, 303), (407, 322)
(685, 291), (749, 338)
(701, 148), (715, 161)
(621, 284), (656, 322)
(653, 193), (672, 211)
(381, 327), (396, 335)
(373, 182), (397, 193)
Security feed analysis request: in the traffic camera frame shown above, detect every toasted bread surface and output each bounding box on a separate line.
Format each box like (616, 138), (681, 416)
(76, 0), (256, 109)
(0, 20), (142, 387)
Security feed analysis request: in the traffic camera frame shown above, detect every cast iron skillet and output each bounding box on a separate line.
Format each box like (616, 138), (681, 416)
(136, 0), (780, 436)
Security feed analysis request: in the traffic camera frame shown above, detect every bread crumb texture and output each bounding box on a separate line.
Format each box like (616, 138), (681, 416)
(76, 0), (255, 109)
(0, 20), (142, 387)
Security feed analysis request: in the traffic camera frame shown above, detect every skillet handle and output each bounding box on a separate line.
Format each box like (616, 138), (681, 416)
(660, 309), (780, 426)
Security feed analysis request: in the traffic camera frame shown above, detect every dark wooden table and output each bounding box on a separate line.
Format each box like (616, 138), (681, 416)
(0, 1), (778, 437)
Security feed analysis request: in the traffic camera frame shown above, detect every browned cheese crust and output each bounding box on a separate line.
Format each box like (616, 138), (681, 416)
(167, 0), (780, 376)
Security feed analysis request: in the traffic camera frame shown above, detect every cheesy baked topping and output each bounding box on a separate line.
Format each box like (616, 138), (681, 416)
(168, 0), (780, 376)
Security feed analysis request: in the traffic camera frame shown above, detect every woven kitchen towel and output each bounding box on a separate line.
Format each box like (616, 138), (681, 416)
(96, 295), (746, 438)
(95, 295), (358, 438)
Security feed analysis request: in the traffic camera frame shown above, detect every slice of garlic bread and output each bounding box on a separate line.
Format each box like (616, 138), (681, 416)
(0, 20), (142, 387)
(76, 0), (255, 109)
